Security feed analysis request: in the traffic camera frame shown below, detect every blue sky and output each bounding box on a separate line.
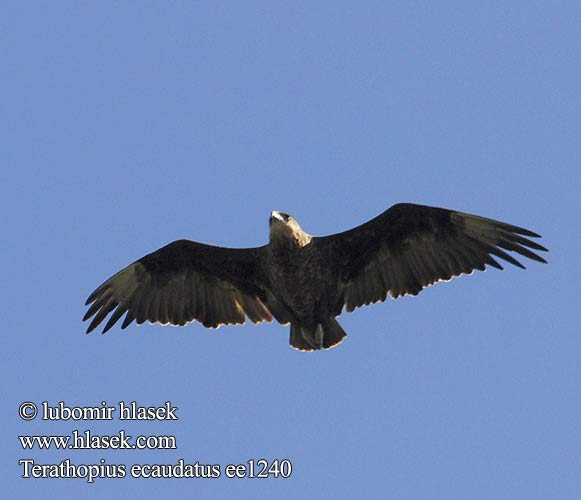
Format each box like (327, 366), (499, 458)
(4, 2), (580, 499)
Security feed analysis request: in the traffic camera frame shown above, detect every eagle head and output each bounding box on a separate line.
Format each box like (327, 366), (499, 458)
(269, 211), (312, 247)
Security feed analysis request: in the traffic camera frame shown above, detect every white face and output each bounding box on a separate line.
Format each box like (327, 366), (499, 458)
(270, 211), (292, 224)
(269, 211), (311, 246)
(270, 211), (302, 232)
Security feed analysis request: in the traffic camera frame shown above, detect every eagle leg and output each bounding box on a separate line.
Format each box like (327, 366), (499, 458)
(289, 319), (347, 351)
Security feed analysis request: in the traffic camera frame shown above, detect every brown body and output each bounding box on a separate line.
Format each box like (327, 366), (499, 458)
(267, 212), (345, 349)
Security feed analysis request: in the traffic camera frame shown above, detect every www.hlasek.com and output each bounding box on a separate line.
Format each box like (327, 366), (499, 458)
(18, 401), (292, 482)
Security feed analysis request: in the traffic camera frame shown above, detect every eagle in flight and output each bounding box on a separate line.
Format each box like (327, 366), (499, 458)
(84, 203), (547, 351)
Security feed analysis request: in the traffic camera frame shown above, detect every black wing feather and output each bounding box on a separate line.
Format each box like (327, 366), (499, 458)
(315, 203), (548, 314)
(84, 239), (274, 333)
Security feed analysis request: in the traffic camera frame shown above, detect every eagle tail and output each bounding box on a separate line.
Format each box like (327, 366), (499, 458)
(289, 318), (347, 351)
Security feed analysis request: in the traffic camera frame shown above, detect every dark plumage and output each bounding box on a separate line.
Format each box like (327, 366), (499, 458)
(84, 203), (548, 351)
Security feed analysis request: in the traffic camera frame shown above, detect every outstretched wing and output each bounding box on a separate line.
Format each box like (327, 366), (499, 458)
(84, 240), (274, 333)
(315, 203), (548, 315)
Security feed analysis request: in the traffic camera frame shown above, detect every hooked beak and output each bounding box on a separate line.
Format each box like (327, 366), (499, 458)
(270, 211), (284, 225)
